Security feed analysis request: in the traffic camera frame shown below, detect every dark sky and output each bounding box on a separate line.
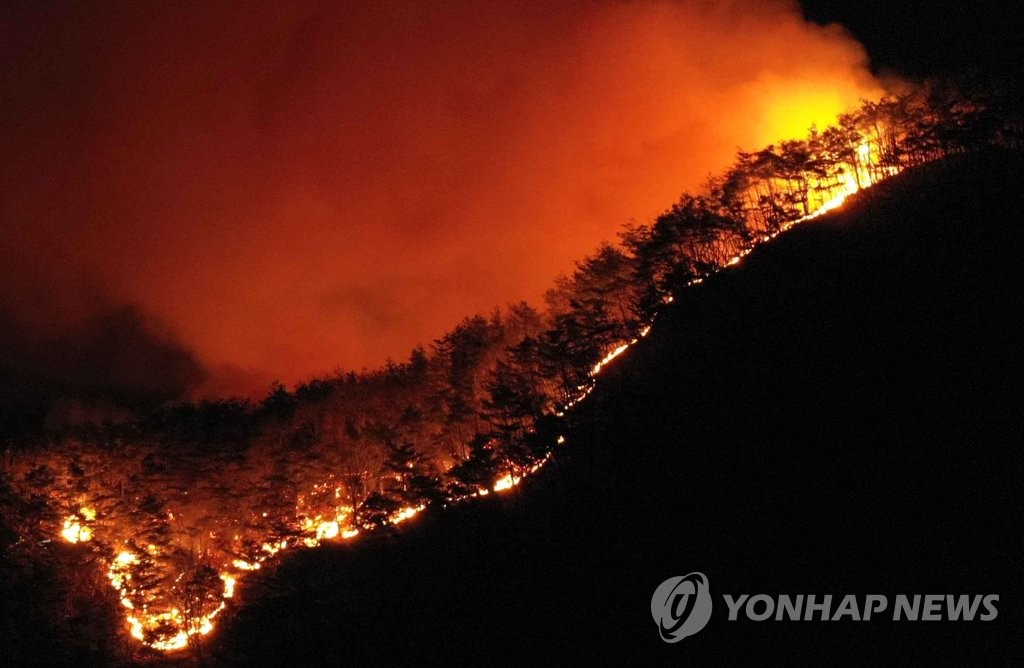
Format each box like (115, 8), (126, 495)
(1, 1), (1012, 413)
(801, 0), (1024, 78)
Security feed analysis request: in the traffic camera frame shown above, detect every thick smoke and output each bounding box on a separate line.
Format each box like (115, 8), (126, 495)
(1, 1), (881, 404)
(1, 307), (206, 434)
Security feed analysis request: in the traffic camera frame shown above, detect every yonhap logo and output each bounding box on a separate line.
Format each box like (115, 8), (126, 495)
(651, 572), (713, 642)
(650, 572), (999, 645)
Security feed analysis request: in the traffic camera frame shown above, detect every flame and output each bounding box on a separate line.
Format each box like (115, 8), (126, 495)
(125, 603), (226, 652)
(60, 507), (97, 543)
(390, 505), (424, 525)
(260, 541), (287, 556)
(220, 574), (236, 599)
(564, 142), (897, 418)
(43, 127), (902, 655)
(490, 454), (553, 494)
(108, 546), (230, 651)
(492, 474), (520, 493)
(317, 521), (339, 540)
(60, 517), (92, 543)
(591, 343), (630, 375)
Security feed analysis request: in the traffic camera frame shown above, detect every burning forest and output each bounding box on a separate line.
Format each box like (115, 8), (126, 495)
(2, 83), (1020, 660)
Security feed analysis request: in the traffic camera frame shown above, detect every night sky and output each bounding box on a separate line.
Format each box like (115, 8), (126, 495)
(802, 0), (1024, 78)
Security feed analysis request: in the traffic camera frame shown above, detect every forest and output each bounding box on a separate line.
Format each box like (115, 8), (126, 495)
(1, 76), (1022, 659)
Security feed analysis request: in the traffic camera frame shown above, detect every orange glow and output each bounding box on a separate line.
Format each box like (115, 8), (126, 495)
(1, 1), (883, 398)
(755, 77), (880, 141)
(60, 518), (92, 544)
(59, 507), (97, 543)
(38, 133), (903, 653)
(220, 574), (236, 599)
(4, 2), (916, 654)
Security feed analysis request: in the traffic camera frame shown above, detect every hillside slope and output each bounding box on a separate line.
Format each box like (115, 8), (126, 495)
(216, 152), (1024, 665)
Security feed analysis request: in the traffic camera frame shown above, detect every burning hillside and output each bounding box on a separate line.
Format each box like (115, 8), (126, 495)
(2, 85), (1017, 659)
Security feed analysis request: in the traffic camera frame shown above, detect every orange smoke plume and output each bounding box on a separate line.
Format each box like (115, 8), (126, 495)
(1, 1), (882, 398)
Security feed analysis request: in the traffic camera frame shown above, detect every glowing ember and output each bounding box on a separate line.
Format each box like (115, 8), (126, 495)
(220, 574), (236, 599)
(60, 517), (92, 543)
(260, 541), (283, 555)
(592, 344), (630, 375)
(390, 506), (424, 525)
(317, 521), (339, 540)
(493, 474), (520, 492)
(59, 506), (97, 543)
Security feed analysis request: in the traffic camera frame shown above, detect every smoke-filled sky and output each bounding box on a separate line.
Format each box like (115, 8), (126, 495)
(2, 0), (883, 405)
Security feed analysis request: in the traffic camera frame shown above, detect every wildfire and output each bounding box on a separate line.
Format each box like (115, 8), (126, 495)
(96, 540), (250, 650)
(591, 343), (630, 375)
(259, 540), (288, 556)
(492, 454), (553, 494)
(125, 603), (225, 652)
(390, 505), (424, 525)
(59, 507), (96, 543)
(47, 132), (900, 655)
(60, 518), (92, 544)
(221, 574), (236, 598)
(492, 474), (520, 492)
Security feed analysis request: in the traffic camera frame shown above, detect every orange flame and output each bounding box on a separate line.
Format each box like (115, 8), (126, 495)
(51, 131), (901, 654)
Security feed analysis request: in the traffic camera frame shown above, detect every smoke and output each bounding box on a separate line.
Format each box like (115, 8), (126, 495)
(1, 307), (206, 434)
(1, 1), (881, 405)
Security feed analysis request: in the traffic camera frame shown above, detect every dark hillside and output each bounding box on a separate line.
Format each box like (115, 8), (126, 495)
(217, 152), (1024, 665)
